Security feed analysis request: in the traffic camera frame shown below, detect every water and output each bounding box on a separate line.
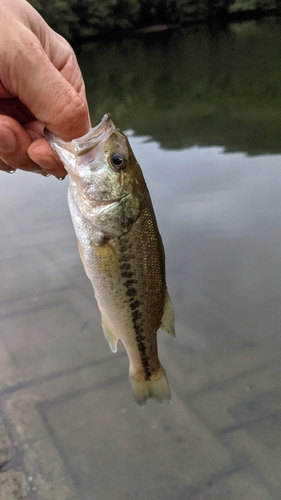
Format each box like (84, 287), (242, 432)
(1, 18), (281, 500)
(79, 18), (281, 154)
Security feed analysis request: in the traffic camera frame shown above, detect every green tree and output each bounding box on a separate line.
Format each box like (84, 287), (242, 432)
(27, 0), (279, 42)
(165, 0), (207, 23)
(29, 0), (79, 40)
(112, 0), (141, 30)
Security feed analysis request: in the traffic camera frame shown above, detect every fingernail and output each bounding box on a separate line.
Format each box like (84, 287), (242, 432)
(0, 128), (17, 153)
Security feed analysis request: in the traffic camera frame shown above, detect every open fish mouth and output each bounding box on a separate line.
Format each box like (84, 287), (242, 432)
(45, 114), (114, 155)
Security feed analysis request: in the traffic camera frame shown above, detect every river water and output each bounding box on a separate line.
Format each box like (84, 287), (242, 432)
(1, 18), (281, 500)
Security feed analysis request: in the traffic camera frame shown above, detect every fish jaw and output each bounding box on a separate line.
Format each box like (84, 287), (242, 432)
(45, 113), (114, 177)
(45, 113), (120, 195)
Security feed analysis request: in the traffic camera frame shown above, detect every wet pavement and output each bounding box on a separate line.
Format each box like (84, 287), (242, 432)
(1, 136), (281, 499)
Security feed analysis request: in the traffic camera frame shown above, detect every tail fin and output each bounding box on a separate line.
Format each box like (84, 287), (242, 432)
(129, 366), (171, 406)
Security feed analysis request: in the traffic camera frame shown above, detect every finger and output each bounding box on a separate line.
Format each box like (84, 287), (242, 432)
(0, 97), (35, 124)
(0, 157), (16, 173)
(0, 115), (43, 173)
(28, 138), (67, 180)
(2, 29), (90, 141)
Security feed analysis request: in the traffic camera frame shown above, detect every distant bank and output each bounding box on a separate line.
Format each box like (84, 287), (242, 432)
(28, 0), (281, 44)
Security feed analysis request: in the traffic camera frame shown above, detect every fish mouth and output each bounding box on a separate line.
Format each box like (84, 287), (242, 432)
(45, 114), (115, 155)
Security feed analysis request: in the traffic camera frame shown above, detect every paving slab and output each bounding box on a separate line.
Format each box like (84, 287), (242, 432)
(1, 362), (231, 500)
(191, 470), (272, 500)
(0, 470), (29, 500)
(0, 419), (11, 467)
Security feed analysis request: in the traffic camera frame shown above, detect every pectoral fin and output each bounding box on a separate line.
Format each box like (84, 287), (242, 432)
(160, 290), (175, 337)
(102, 318), (119, 353)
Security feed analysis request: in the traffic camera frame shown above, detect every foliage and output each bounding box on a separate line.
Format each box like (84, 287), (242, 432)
(27, 0), (278, 43)
(229, 0), (275, 12)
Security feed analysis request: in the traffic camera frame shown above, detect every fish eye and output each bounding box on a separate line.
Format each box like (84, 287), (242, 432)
(110, 153), (126, 171)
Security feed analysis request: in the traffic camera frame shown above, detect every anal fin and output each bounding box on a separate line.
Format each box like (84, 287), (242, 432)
(102, 318), (118, 353)
(160, 290), (175, 337)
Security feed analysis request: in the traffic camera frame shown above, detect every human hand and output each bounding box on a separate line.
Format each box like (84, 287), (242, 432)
(0, 0), (90, 179)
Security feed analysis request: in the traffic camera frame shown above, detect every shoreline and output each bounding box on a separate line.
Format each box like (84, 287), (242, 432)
(73, 9), (280, 45)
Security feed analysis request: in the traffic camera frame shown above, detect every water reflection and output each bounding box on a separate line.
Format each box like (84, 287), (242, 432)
(79, 18), (281, 154)
(1, 18), (281, 500)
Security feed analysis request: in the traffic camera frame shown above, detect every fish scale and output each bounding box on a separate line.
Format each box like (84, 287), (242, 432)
(114, 206), (165, 381)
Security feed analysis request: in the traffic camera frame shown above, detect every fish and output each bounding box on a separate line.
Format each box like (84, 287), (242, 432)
(46, 114), (175, 405)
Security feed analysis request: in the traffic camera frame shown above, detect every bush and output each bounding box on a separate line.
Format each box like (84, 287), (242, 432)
(28, 0), (278, 43)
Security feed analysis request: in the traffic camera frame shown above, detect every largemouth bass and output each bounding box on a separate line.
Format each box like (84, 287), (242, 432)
(47, 114), (175, 405)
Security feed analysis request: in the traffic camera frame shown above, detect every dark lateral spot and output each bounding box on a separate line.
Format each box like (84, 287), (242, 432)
(119, 244), (128, 252)
(120, 254), (132, 262)
(124, 279), (137, 287)
(120, 262), (131, 271)
(131, 312), (151, 379)
(121, 271), (133, 278)
(126, 287), (137, 297)
(130, 299), (140, 310)
(132, 310), (142, 322)
(135, 328), (145, 341)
